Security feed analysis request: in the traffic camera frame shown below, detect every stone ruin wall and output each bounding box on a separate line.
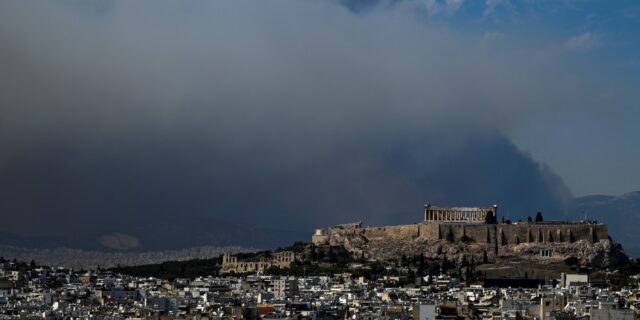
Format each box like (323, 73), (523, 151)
(313, 221), (608, 247)
(419, 223), (440, 239)
(312, 223), (438, 245)
(361, 224), (420, 241)
(442, 223), (608, 244)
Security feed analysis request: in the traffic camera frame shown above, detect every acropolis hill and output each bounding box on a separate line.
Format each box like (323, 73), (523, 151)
(311, 204), (628, 268)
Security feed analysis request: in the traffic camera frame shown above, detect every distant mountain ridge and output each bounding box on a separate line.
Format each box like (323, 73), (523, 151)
(0, 245), (256, 269)
(570, 191), (640, 257)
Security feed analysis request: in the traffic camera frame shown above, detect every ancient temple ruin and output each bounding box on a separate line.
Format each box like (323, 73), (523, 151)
(423, 204), (497, 223)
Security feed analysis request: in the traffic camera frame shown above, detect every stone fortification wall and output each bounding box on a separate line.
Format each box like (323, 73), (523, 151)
(314, 223), (431, 246)
(419, 223), (440, 239)
(313, 221), (608, 246)
(437, 222), (608, 245)
(362, 224), (420, 241)
(321, 224), (421, 246)
(438, 223), (493, 243)
(310, 220), (622, 267)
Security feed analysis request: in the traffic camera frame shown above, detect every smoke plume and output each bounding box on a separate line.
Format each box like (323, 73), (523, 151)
(0, 0), (579, 249)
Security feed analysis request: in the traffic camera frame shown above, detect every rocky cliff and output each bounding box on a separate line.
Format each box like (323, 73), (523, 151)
(316, 223), (629, 268)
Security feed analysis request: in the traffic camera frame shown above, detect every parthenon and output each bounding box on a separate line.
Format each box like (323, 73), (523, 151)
(423, 204), (497, 223)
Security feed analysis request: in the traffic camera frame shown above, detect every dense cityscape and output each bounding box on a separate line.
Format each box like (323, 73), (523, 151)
(2, 253), (640, 319)
(2, 206), (640, 319)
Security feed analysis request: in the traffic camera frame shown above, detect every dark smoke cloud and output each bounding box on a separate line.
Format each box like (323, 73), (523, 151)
(0, 0), (578, 250)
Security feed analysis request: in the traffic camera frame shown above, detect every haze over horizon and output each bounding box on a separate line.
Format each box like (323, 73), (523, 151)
(1, 0), (639, 252)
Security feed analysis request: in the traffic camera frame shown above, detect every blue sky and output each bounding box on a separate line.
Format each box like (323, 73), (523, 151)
(394, 0), (640, 195)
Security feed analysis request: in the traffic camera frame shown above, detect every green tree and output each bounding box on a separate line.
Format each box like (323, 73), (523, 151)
(400, 254), (407, 266)
(485, 211), (497, 224)
(564, 256), (579, 266)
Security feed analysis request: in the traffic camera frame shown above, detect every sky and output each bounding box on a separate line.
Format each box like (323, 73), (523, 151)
(359, 0), (640, 197)
(0, 0), (639, 250)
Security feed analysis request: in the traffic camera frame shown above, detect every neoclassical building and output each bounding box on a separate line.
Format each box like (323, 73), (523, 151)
(221, 251), (295, 274)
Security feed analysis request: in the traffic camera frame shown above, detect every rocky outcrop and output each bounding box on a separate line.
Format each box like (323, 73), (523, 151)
(318, 228), (629, 268)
